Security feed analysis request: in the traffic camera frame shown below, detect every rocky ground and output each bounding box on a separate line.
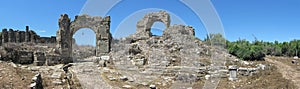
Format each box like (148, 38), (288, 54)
(0, 53), (299, 89)
(218, 59), (297, 89)
(265, 56), (300, 88)
(0, 33), (299, 89)
(0, 60), (81, 89)
(72, 45), (96, 61)
(104, 25), (226, 88)
(69, 58), (114, 89)
(0, 61), (34, 88)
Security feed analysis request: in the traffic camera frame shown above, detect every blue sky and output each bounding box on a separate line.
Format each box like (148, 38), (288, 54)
(0, 0), (300, 45)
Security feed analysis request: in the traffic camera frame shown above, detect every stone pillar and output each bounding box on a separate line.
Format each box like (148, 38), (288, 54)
(8, 29), (15, 42)
(25, 26), (31, 42)
(15, 31), (20, 43)
(20, 31), (25, 42)
(30, 31), (36, 43)
(96, 16), (112, 56)
(2, 29), (8, 43)
(57, 14), (72, 63)
(228, 65), (238, 81)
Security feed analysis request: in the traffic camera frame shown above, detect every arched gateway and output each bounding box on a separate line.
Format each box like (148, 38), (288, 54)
(56, 14), (112, 63)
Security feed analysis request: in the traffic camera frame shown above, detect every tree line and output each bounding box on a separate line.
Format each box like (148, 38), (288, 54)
(204, 34), (300, 61)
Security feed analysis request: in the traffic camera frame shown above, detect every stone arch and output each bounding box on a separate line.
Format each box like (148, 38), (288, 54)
(56, 14), (112, 63)
(134, 11), (170, 39)
(72, 28), (96, 46)
(149, 22), (166, 36)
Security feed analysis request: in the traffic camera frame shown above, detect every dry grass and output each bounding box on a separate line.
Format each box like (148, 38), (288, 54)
(218, 59), (296, 89)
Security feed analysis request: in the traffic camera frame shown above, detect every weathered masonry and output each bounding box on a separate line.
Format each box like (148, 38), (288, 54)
(0, 26), (56, 45)
(134, 11), (170, 39)
(56, 14), (112, 63)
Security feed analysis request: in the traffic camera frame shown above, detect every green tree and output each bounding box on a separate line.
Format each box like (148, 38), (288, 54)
(205, 33), (227, 46)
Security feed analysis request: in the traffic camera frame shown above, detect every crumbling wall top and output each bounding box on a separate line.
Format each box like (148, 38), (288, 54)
(133, 10), (171, 39)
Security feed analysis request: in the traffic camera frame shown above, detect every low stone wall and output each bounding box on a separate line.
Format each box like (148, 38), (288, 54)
(46, 54), (61, 66)
(34, 52), (46, 66)
(0, 47), (65, 66)
(18, 51), (34, 64)
(29, 73), (43, 89)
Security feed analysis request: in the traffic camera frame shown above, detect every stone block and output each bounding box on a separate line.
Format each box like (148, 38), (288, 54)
(46, 54), (61, 66)
(18, 51), (34, 64)
(34, 52), (46, 66)
(228, 65), (238, 81)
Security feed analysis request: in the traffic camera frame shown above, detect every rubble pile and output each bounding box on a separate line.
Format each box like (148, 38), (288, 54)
(105, 11), (236, 88)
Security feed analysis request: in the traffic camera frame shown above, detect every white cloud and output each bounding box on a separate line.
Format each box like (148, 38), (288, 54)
(39, 30), (46, 33)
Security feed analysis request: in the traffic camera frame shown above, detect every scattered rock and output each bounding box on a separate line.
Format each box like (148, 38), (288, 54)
(101, 56), (110, 61)
(10, 62), (18, 68)
(50, 72), (62, 79)
(122, 85), (132, 89)
(140, 82), (148, 86)
(127, 77), (134, 82)
(102, 67), (110, 73)
(205, 75), (211, 80)
(107, 76), (116, 81)
(120, 76), (128, 81)
(29, 73), (43, 89)
(52, 79), (63, 85)
(294, 56), (298, 59)
(292, 60), (299, 64)
(257, 64), (267, 70)
(149, 84), (156, 89)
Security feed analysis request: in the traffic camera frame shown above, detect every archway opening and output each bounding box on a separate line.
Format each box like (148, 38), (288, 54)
(150, 22), (166, 36)
(72, 28), (96, 61)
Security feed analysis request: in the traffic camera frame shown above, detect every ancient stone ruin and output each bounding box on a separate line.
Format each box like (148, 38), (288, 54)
(56, 14), (112, 63)
(0, 26), (56, 45)
(0, 14), (112, 65)
(131, 11), (170, 40)
(0, 10), (282, 89)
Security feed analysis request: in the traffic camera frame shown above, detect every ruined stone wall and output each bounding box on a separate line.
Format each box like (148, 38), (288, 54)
(38, 36), (56, 43)
(69, 14), (112, 56)
(0, 26), (56, 45)
(56, 14), (72, 63)
(56, 14), (112, 61)
(132, 11), (170, 40)
(34, 52), (46, 66)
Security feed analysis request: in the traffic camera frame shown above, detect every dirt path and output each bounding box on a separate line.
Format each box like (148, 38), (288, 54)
(265, 58), (300, 88)
(70, 61), (116, 89)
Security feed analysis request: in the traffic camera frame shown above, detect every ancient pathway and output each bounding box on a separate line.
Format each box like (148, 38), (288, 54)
(70, 60), (115, 89)
(265, 58), (300, 88)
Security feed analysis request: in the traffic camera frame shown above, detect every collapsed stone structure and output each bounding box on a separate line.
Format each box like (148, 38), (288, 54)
(56, 14), (112, 63)
(132, 11), (170, 40)
(108, 10), (213, 88)
(0, 26), (56, 45)
(0, 14), (112, 65)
